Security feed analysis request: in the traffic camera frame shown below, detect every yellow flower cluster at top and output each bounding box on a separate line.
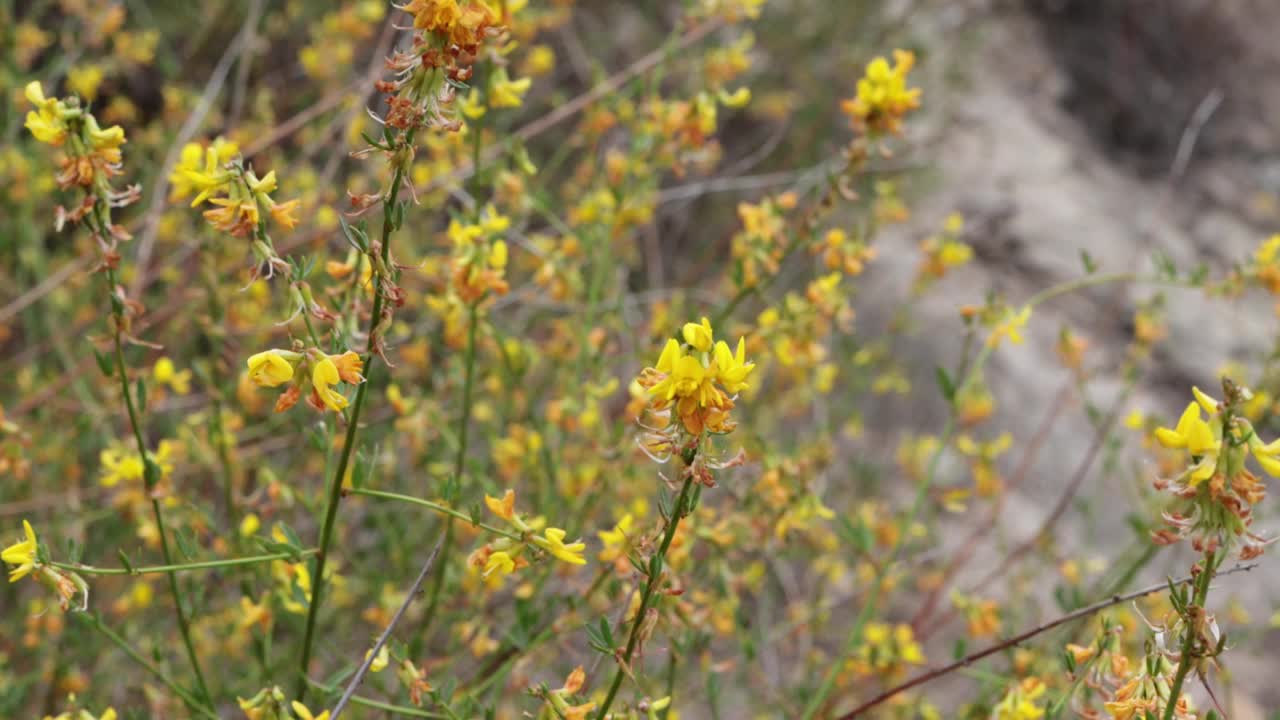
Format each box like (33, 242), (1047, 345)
(23, 81), (139, 242)
(1150, 383), (1276, 558)
(840, 49), (921, 136)
(638, 318), (755, 437)
(245, 348), (365, 414)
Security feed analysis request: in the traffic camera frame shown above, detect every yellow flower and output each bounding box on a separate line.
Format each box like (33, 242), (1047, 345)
(533, 528), (586, 565)
(712, 338), (754, 393)
(993, 677), (1046, 720)
(153, 356), (191, 395)
(488, 69), (531, 108)
(988, 305), (1031, 348)
(84, 114), (126, 150)
(311, 357), (349, 412)
(718, 86), (752, 108)
(840, 49), (921, 135)
(597, 514), (634, 561)
(24, 81), (68, 145)
(488, 239), (508, 269)
(682, 317), (714, 352)
(365, 644), (390, 673)
(181, 146), (235, 207)
(485, 489), (516, 522)
(240, 513), (261, 538)
(67, 64), (105, 101)
(291, 701), (331, 720)
(483, 550), (515, 577)
(169, 138), (238, 201)
(1154, 397), (1221, 485)
(329, 351), (365, 385)
(246, 350), (297, 388)
(2, 519), (39, 582)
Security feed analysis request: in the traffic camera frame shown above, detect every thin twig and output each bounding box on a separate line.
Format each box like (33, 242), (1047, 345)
(1169, 88), (1224, 183)
(330, 530), (448, 720)
(837, 563), (1260, 719)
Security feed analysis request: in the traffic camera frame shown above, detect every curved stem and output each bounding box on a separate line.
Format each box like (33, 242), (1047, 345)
(595, 475), (695, 719)
(53, 548), (317, 575)
(102, 250), (212, 706)
(347, 488), (520, 540)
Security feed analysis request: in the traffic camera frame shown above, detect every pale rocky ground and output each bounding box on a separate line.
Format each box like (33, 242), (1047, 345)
(839, 0), (1280, 714)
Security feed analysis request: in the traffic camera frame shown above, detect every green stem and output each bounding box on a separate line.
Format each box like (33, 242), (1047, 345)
(81, 613), (218, 719)
(53, 548), (317, 575)
(102, 252), (212, 706)
(596, 475), (695, 719)
(1161, 551), (1217, 720)
(420, 301), (480, 638)
(295, 147), (410, 701)
(348, 488), (520, 540)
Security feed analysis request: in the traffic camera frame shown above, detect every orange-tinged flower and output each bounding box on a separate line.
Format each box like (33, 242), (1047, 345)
(330, 351), (365, 385)
(311, 357), (349, 412)
(485, 489), (515, 522)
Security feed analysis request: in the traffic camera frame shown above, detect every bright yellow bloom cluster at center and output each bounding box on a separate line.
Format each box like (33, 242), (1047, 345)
(639, 317), (755, 435)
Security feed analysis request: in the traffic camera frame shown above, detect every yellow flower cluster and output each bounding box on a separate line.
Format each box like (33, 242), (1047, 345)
(1151, 384), (1275, 557)
(638, 318), (755, 436)
(992, 677), (1046, 720)
(468, 489), (586, 586)
(23, 80), (137, 233)
(848, 622), (925, 677)
(447, 204), (511, 302)
(915, 212), (972, 288)
(179, 148), (299, 237)
(245, 349), (364, 414)
(402, 0), (498, 49)
(840, 49), (921, 136)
